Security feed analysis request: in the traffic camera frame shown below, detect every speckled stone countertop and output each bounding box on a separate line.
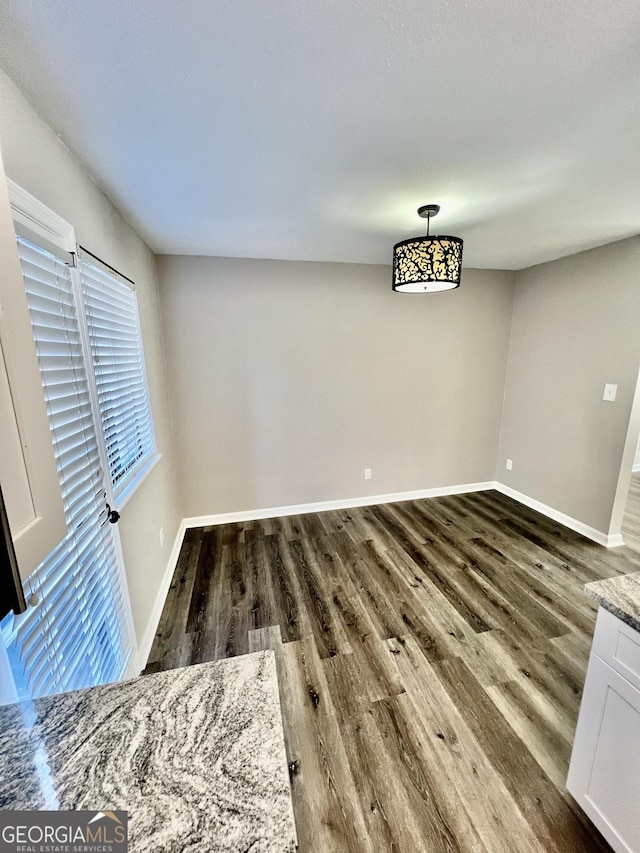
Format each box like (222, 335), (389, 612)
(585, 571), (640, 633)
(0, 651), (296, 852)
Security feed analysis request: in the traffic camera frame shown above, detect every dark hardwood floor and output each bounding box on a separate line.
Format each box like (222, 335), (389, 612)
(146, 483), (640, 852)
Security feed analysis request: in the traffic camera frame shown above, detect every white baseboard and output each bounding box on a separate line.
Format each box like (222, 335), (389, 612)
(493, 482), (624, 548)
(136, 482), (493, 673)
(135, 478), (625, 675)
(182, 481), (496, 530)
(137, 520), (187, 671)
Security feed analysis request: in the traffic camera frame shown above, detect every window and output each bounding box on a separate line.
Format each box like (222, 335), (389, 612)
(1, 236), (135, 698)
(78, 251), (156, 499)
(0, 182), (153, 700)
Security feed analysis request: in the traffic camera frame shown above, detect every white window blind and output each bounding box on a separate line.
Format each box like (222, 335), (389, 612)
(0, 237), (133, 699)
(79, 257), (155, 497)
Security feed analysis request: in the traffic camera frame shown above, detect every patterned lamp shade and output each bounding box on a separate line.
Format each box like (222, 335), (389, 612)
(392, 235), (463, 293)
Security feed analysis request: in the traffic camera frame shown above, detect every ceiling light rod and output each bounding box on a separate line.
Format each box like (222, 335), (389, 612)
(418, 204), (440, 238)
(392, 202), (463, 294)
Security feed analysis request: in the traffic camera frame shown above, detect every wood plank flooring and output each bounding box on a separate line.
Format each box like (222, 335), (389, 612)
(145, 483), (640, 852)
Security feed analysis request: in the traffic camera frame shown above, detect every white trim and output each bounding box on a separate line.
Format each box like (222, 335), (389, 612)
(493, 482), (624, 548)
(182, 481), (496, 529)
(137, 520), (187, 670)
(136, 482), (492, 671)
(123, 656), (140, 681)
(7, 178), (76, 252)
(137, 477), (631, 674)
(609, 365), (640, 543)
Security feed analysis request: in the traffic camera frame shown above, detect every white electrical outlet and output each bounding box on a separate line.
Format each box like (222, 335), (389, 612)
(506, 459), (513, 471)
(603, 383), (617, 402)
(364, 468), (372, 480)
(159, 526), (165, 547)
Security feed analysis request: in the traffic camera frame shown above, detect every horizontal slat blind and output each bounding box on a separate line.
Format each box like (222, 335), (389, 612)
(0, 237), (132, 700)
(80, 260), (155, 496)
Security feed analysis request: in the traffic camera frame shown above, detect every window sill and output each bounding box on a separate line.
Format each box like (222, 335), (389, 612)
(113, 452), (163, 510)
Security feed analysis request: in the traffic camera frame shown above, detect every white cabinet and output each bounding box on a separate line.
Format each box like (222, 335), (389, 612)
(567, 607), (640, 853)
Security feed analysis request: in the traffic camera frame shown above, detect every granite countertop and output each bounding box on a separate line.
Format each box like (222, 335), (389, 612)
(585, 571), (640, 633)
(0, 650), (296, 853)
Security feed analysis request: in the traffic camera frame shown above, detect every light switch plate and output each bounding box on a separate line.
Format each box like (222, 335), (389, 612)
(603, 383), (617, 402)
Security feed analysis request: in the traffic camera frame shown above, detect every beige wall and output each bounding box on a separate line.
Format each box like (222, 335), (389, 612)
(498, 236), (640, 535)
(2, 60), (636, 674)
(0, 70), (182, 650)
(157, 255), (515, 517)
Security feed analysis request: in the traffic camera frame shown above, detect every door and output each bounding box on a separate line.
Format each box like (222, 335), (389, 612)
(1, 224), (136, 700)
(0, 152), (66, 582)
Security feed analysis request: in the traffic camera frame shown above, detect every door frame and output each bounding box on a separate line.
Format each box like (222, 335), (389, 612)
(7, 178), (139, 677)
(608, 360), (640, 542)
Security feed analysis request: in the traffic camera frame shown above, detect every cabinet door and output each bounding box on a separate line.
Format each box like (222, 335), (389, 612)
(0, 150), (65, 580)
(591, 606), (640, 692)
(567, 651), (640, 853)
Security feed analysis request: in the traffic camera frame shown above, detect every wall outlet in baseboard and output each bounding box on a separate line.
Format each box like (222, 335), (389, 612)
(364, 468), (372, 480)
(506, 459), (513, 471)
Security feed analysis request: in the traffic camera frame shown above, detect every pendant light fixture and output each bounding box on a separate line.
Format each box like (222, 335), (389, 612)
(392, 205), (463, 293)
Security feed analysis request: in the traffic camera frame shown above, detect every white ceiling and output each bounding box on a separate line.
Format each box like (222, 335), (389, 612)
(0, 0), (639, 269)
